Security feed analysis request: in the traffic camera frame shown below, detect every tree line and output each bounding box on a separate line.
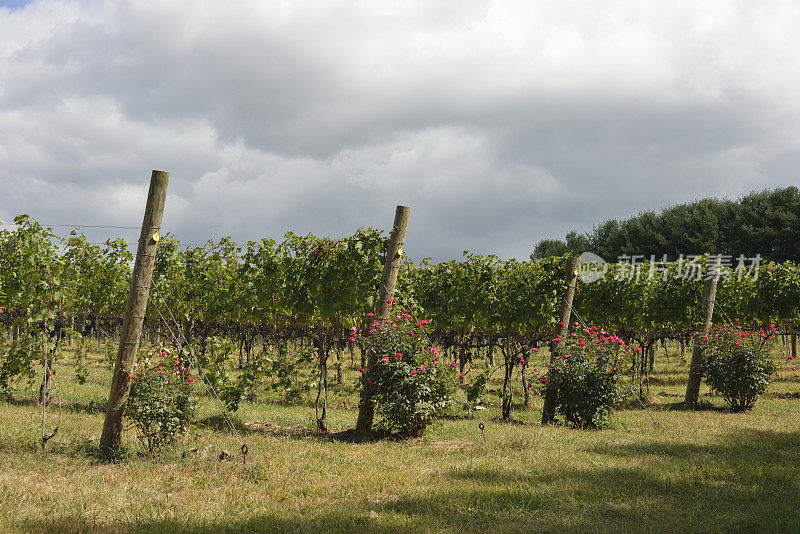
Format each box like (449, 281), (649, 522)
(1, 214), (798, 425)
(533, 186), (800, 263)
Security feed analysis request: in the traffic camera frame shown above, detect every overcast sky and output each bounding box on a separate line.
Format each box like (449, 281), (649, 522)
(1, 1), (799, 260)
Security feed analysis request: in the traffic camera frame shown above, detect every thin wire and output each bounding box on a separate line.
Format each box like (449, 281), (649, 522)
(42, 224), (141, 230)
(146, 275), (241, 440)
(36, 335), (62, 450)
(712, 300), (736, 327)
(149, 289), (240, 440)
(40, 233), (225, 248)
(146, 280), (239, 439)
(571, 305), (659, 428)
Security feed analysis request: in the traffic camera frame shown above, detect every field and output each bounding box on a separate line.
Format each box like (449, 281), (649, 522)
(0, 343), (799, 534)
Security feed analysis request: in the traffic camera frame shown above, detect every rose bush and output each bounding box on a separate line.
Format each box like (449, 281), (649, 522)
(127, 351), (196, 452)
(542, 326), (626, 429)
(699, 322), (778, 411)
(362, 307), (458, 437)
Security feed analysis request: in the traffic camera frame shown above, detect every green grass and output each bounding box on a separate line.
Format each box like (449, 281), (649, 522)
(0, 343), (798, 533)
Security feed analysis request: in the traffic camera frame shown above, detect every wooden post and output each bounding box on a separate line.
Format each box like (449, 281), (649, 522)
(684, 273), (719, 406)
(99, 171), (169, 456)
(541, 256), (579, 425)
(501, 342), (514, 419)
(315, 334), (329, 431)
(354, 205), (410, 438)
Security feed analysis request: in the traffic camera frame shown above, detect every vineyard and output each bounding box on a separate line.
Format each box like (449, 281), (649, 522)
(1, 213), (798, 411)
(1, 203), (800, 532)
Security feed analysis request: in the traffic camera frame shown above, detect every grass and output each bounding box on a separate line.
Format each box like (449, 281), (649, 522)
(0, 342), (798, 533)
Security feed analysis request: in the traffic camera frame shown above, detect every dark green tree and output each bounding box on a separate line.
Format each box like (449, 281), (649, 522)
(534, 187), (799, 262)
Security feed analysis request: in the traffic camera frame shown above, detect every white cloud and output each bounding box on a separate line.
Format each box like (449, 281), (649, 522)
(1, 0), (799, 259)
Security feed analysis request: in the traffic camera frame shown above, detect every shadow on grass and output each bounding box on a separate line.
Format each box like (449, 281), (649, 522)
(766, 391), (800, 399)
(17, 429), (800, 533)
(378, 428), (800, 533)
(648, 374), (690, 386)
(196, 415), (375, 443)
(208, 416), (432, 444)
(616, 391), (728, 413)
(774, 374), (800, 384)
(194, 413), (249, 435)
(14, 515), (407, 534)
(196, 414), (371, 443)
(2, 394), (107, 414)
(0, 433), (131, 464)
(646, 399), (732, 413)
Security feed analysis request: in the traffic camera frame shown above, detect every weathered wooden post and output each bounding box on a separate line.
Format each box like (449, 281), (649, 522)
(684, 273), (719, 406)
(354, 205), (410, 438)
(100, 170), (169, 456)
(541, 256), (579, 425)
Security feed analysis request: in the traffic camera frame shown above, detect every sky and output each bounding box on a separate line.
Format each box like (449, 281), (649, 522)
(1, 1), (799, 260)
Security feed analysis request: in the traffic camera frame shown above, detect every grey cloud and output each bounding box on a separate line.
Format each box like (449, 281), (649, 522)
(1, 0), (799, 260)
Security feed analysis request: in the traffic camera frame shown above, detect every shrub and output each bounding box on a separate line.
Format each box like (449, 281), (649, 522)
(362, 307), (458, 437)
(699, 323), (777, 411)
(0, 330), (38, 394)
(127, 352), (196, 452)
(260, 342), (315, 403)
(220, 350), (276, 412)
(195, 336), (236, 392)
(543, 327), (626, 429)
(195, 337), (312, 410)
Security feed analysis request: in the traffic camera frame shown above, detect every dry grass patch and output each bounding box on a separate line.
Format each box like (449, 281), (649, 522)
(0, 342), (798, 532)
